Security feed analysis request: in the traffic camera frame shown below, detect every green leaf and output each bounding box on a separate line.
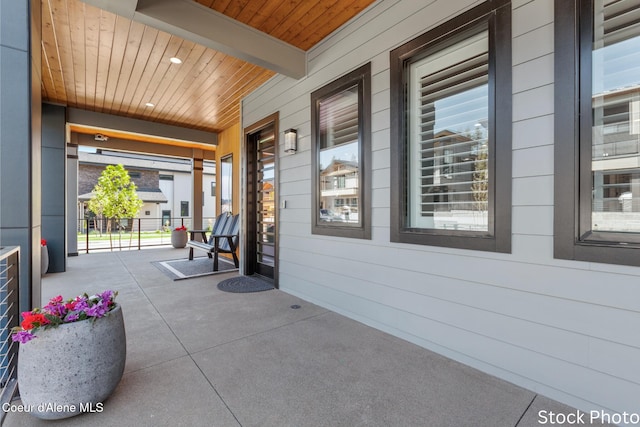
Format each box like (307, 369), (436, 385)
(88, 164), (143, 220)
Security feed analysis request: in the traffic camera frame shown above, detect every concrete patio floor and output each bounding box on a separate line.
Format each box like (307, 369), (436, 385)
(4, 248), (608, 426)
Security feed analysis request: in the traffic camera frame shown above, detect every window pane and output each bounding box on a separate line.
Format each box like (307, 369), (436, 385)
(221, 155), (233, 213)
(408, 29), (489, 231)
(258, 129), (275, 266)
(318, 85), (361, 225)
(591, 0), (640, 232)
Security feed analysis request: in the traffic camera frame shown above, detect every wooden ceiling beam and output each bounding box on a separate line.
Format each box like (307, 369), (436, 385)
(78, 0), (307, 79)
(72, 133), (216, 159)
(67, 107), (217, 146)
(75, 0), (140, 20)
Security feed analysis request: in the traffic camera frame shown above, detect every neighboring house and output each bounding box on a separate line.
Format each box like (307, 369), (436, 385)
(77, 150), (216, 231)
(319, 159), (359, 222)
(427, 130), (487, 230)
(591, 85), (640, 230)
(242, 0), (640, 419)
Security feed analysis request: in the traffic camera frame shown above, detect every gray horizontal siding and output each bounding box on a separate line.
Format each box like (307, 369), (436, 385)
(242, 0), (640, 416)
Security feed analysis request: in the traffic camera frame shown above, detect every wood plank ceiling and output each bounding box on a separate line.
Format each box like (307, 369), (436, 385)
(41, 0), (377, 134)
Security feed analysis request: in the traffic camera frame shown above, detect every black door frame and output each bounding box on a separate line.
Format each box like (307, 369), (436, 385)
(243, 112), (279, 288)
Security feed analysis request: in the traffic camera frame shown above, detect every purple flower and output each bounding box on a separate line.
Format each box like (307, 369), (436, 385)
(74, 297), (89, 313)
(65, 313), (79, 322)
(99, 290), (114, 302)
(43, 303), (66, 318)
(86, 301), (108, 318)
(12, 331), (35, 344)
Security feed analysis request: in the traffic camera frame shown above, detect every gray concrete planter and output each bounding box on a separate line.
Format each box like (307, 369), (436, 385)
(41, 245), (48, 275)
(17, 305), (126, 420)
(171, 230), (188, 248)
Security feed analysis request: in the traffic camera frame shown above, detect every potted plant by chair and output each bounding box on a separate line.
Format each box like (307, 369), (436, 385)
(171, 225), (188, 248)
(41, 238), (48, 275)
(12, 290), (126, 420)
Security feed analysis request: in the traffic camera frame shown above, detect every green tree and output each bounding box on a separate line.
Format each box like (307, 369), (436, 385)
(86, 190), (106, 237)
(88, 164), (143, 249)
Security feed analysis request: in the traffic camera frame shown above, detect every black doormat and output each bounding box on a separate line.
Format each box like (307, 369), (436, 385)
(152, 256), (237, 281)
(217, 276), (274, 293)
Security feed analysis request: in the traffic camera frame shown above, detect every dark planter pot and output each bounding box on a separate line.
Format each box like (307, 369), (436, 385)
(17, 305), (126, 420)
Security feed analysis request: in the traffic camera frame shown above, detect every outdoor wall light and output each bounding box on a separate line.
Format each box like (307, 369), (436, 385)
(284, 129), (297, 153)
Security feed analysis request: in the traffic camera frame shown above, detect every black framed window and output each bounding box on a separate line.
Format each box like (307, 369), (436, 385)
(311, 63), (371, 239)
(555, 0), (640, 266)
(180, 201), (189, 217)
(390, 0), (511, 252)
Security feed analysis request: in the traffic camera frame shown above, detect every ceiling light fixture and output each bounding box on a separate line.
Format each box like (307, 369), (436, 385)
(169, 57), (182, 64)
(145, 102), (155, 107)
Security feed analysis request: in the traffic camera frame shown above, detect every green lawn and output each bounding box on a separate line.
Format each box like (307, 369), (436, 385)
(78, 231), (172, 241)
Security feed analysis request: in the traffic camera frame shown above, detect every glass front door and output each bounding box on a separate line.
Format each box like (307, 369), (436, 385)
(256, 126), (275, 277)
(245, 118), (277, 282)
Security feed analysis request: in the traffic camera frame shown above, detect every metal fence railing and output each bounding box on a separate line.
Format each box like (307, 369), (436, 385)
(0, 246), (20, 424)
(77, 217), (218, 253)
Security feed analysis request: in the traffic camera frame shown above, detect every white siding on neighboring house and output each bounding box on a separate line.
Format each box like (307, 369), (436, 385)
(139, 202), (162, 231)
(159, 168), (216, 228)
(159, 176), (175, 227)
(173, 173), (193, 223)
(242, 0), (640, 417)
(203, 161), (217, 221)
